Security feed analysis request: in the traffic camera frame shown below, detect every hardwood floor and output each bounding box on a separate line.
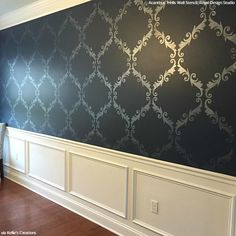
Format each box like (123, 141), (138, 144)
(0, 179), (117, 236)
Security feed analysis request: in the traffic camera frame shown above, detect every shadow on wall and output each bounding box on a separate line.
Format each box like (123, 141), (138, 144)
(0, 0), (236, 176)
(0, 123), (6, 178)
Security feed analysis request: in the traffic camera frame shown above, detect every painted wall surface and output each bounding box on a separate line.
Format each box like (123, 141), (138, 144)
(0, 0), (236, 176)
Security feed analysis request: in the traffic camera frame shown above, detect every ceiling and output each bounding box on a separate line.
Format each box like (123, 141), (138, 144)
(0, 0), (38, 16)
(0, 0), (90, 30)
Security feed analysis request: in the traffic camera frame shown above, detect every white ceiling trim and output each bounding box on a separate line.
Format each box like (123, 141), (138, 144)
(0, 0), (91, 30)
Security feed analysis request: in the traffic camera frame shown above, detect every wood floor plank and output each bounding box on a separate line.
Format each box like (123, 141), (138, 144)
(0, 179), (117, 236)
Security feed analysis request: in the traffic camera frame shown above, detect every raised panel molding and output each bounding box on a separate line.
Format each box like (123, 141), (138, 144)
(3, 135), (26, 173)
(0, 0), (90, 30)
(3, 127), (236, 236)
(28, 142), (66, 190)
(69, 152), (129, 218)
(132, 169), (236, 236)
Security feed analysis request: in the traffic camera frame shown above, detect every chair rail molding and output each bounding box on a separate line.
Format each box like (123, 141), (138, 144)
(0, 0), (91, 30)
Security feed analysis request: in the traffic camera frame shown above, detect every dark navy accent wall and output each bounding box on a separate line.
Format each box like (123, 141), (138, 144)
(0, 1), (236, 176)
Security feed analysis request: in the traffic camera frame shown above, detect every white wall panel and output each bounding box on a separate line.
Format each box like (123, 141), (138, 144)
(69, 152), (128, 218)
(28, 142), (66, 190)
(3, 136), (26, 173)
(133, 169), (235, 236)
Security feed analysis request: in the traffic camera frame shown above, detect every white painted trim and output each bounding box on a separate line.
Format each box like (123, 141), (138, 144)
(229, 196), (236, 236)
(28, 173), (65, 191)
(25, 139), (29, 175)
(28, 141), (66, 191)
(132, 169), (236, 236)
(24, 139), (27, 174)
(6, 127), (236, 186)
(3, 127), (236, 236)
(68, 151), (129, 219)
(28, 140), (66, 154)
(69, 151), (129, 172)
(4, 167), (145, 236)
(132, 169), (236, 199)
(65, 151), (70, 193)
(0, 0), (91, 30)
(5, 133), (25, 143)
(3, 135), (26, 174)
(69, 190), (126, 219)
(132, 219), (174, 236)
(3, 163), (25, 174)
(131, 169), (172, 236)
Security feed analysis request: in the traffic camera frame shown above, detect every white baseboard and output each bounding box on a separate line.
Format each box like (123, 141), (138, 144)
(3, 127), (236, 236)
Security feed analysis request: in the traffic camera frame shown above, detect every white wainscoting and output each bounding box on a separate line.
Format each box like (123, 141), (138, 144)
(69, 152), (128, 218)
(3, 127), (236, 236)
(3, 135), (26, 173)
(28, 142), (66, 191)
(133, 169), (235, 236)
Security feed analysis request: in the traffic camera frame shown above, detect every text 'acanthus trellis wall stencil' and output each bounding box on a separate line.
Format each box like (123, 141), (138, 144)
(0, 0), (236, 176)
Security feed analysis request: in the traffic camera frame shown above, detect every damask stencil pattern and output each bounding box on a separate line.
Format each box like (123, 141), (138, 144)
(0, 0), (236, 176)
